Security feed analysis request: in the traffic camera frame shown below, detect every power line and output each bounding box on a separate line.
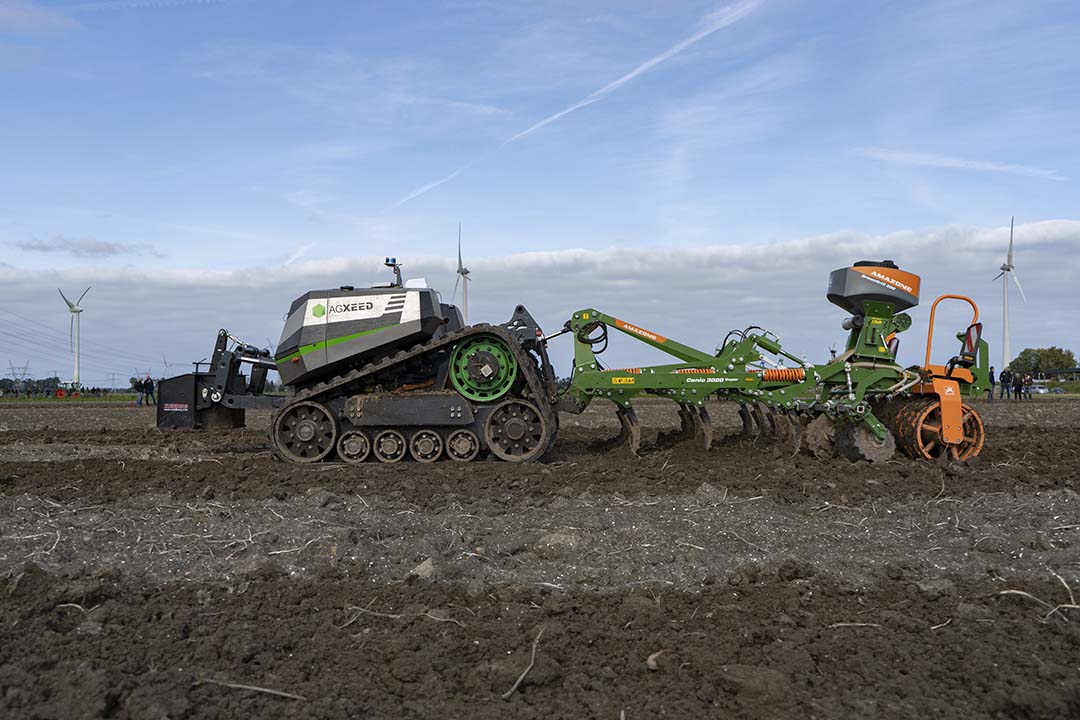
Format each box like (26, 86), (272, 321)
(0, 318), (139, 372)
(0, 305), (165, 366)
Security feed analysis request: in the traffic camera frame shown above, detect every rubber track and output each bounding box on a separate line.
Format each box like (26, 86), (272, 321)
(270, 324), (556, 462)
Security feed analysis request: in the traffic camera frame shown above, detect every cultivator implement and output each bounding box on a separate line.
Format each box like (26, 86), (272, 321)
(159, 257), (988, 464)
(559, 261), (990, 463)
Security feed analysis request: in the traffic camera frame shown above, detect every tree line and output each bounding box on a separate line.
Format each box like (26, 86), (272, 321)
(1007, 346), (1076, 377)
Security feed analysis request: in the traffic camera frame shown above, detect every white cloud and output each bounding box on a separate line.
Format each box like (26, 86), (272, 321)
(1, 220), (1075, 385)
(0, 1), (75, 33)
(856, 147), (1068, 182)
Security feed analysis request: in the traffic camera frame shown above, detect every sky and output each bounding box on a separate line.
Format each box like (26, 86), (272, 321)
(1, 0), (1078, 385)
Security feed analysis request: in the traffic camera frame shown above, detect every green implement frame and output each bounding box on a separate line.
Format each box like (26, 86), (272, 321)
(561, 298), (989, 460)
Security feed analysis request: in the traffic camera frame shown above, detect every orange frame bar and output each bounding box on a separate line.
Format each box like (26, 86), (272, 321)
(924, 295), (979, 369)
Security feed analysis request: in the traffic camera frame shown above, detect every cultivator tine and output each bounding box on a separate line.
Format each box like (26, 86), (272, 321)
(802, 415), (836, 459)
(786, 413), (804, 456)
(737, 402), (758, 438)
(615, 404), (642, 456)
(694, 404), (714, 451)
(677, 404), (695, 437)
(751, 403), (774, 443)
(771, 410), (801, 455)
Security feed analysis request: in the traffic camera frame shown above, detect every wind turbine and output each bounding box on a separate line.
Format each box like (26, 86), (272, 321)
(452, 223), (471, 324)
(58, 286), (91, 391)
(992, 217), (1026, 368)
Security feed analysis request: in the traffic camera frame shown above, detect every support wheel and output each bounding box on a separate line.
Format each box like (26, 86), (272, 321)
(337, 431), (371, 464)
(835, 422), (896, 463)
(484, 399), (549, 463)
(409, 430), (443, 463)
(446, 429), (480, 462)
(273, 401), (338, 463)
(373, 429), (407, 463)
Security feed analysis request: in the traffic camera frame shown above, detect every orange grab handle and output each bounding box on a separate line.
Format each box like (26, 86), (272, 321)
(924, 294), (979, 368)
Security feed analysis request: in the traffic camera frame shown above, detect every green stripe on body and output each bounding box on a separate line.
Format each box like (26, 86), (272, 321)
(275, 325), (391, 365)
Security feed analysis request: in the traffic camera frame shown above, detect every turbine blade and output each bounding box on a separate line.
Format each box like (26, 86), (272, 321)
(58, 288), (75, 309)
(77, 286), (91, 305)
(1007, 217), (1014, 266)
(70, 315), (74, 353)
(451, 273), (460, 304)
(457, 223), (463, 271)
(1011, 270), (1027, 302)
(992, 271), (1005, 281)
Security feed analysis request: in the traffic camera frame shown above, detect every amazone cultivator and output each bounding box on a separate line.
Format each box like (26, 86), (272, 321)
(559, 260), (989, 462)
(159, 258), (989, 464)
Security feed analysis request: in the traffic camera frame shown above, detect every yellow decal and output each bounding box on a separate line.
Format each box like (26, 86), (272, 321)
(612, 377), (635, 385)
(583, 312), (590, 320)
(878, 347), (887, 352)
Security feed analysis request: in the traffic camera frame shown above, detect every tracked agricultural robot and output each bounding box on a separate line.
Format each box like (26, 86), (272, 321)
(561, 260), (989, 462)
(159, 258), (988, 464)
(159, 259), (560, 463)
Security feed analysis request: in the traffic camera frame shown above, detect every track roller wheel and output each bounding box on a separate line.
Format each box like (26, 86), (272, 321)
(273, 401), (338, 463)
(409, 430), (443, 463)
(898, 400), (985, 461)
(835, 422), (896, 463)
(484, 399), (549, 463)
(337, 430), (371, 464)
(446, 429), (480, 462)
(373, 429), (407, 463)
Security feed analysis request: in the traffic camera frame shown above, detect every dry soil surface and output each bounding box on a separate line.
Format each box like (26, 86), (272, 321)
(1, 399), (1078, 719)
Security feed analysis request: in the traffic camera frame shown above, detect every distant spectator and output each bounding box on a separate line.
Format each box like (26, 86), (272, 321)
(999, 368), (1013, 400)
(987, 366), (996, 402)
(1024, 374), (1034, 399)
(134, 378), (145, 407)
(144, 374), (156, 406)
(1012, 371), (1024, 400)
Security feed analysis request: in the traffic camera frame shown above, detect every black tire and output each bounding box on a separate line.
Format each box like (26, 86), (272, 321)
(484, 399), (549, 463)
(273, 401), (338, 463)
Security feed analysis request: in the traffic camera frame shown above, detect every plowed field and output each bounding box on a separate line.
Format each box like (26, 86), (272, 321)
(1, 399), (1078, 719)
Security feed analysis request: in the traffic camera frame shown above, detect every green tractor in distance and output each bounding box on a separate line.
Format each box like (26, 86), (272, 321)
(560, 260), (989, 463)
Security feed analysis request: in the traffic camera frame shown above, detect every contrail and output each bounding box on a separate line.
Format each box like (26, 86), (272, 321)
(504, 0), (765, 146)
(856, 147), (1069, 182)
(283, 243), (314, 266)
(384, 165), (470, 212)
(386, 0), (765, 211)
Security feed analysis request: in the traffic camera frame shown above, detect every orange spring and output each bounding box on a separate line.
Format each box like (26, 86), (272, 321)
(602, 367), (642, 374)
(674, 367), (716, 374)
(761, 368), (805, 382)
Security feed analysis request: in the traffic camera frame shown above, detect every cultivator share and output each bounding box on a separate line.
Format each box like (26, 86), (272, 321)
(158, 259), (990, 464)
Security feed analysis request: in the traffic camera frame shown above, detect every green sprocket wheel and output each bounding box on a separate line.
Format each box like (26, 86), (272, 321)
(449, 335), (518, 402)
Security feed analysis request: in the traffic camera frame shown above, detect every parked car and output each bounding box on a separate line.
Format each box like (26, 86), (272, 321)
(1025, 384), (1050, 395)
(1050, 387), (1066, 394)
